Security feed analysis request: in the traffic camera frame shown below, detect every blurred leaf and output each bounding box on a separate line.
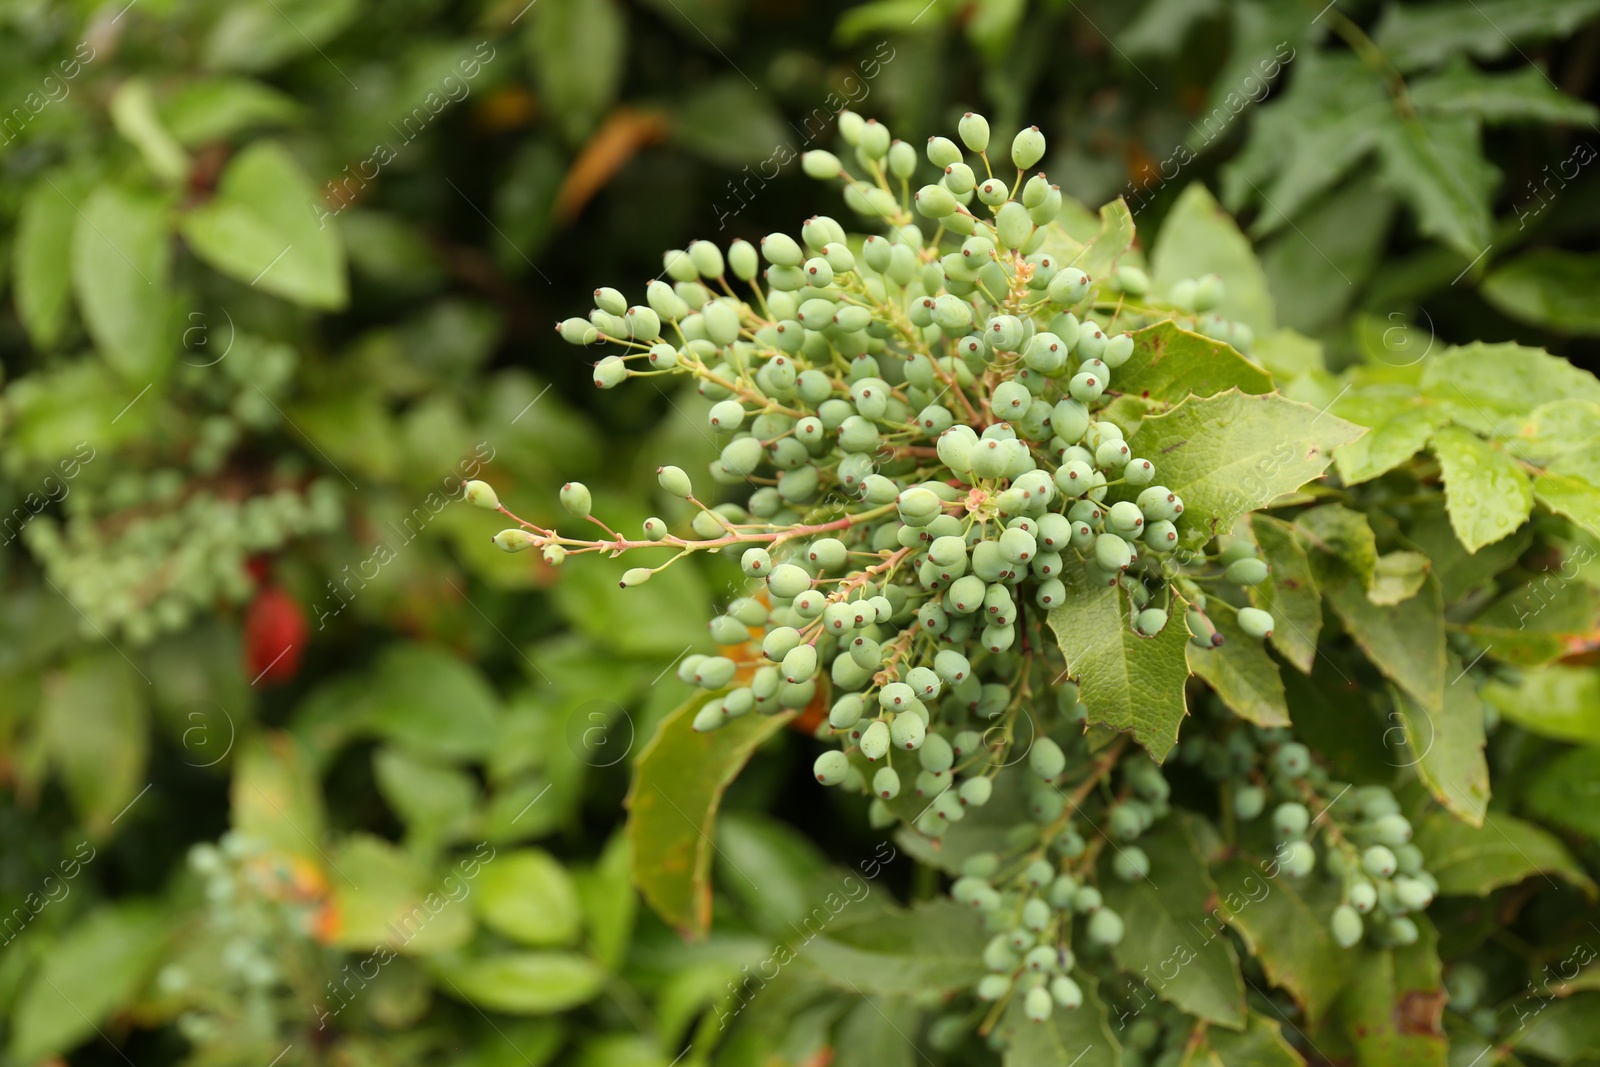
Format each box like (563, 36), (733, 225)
(1283, 663), (1396, 786)
(1482, 664), (1600, 743)
(373, 747), (479, 847)
(41, 653), (147, 837)
(1429, 426), (1533, 553)
(1369, 551), (1431, 607)
(205, 0), (360, 72)
(327, 833), (476, 954)
(1335, 923), (1447, 1067)
(836, 0), (952, 43)
(1412, 62), (1599, 125)
(1203, 1013), (1307, 1067)
(551, 542), (714, 656)
(1150, 182), (1275, 335)
(474, 849), (582, 947)
(1483, 250), (1600, 335)
(1394, 660), (1489, 826)
(1525, 746), (1600, 840)
(1461, 579), (1600, 666)
(670, 77), (790, 168)
(494, 138), (566, 267)
(1509, 992), (1600, 1063)
(181, 141), (348, 309)
(577, 832), (636, 972)
(554, 108), (671, 222)
(14, 172), (84, 350)
(1412, 810), (1594, 896)
(1297, 504), (1378, 587)
(8, 903), (169, 1063)
(1373, 0), (1600, 72)
(1188, 605), (1289, 727)
(110, 78), (190, 184)
(716, 812), (840, 933)
(363, 644), (500, 761)
(626, 692), (794, 938)
(1376, 114), (1496, 260)
(1120, 0), (1223, 57)
(160, 77), (302, 145)
(1000, 976), (1122, 1066)
(1128, 391), (1363, 553)
(1251, 514), (1321, 673)
(1261, 177), (1396, 336)
(833, 996), (918, 1067)
(1048, 576), (1191, 758)
(1113, 321), (1273, 404)
(339, 210), (446, 292)
(636, 0), (745, 43)
(1081, 199), (1136, 282)
(72, 181), (172, 380)
(1537, 467), (1600, 540)
(232, 732), (327, 862)
(1102, 820), (1247, 1027)
(799, 900), (987, 995)
(1323, 566), (1446, 718)
(434, 952), (605, 1014)
(1214, 855), (1346, 1022)
(966, 0), (1027, 63)
(526, 0), (625, 142)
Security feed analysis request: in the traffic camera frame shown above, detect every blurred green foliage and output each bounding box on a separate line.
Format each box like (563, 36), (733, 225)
(2, 1), (1599, 1066)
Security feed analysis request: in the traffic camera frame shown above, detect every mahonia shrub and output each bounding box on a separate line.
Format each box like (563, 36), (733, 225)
(472, 110), (1594, 1064)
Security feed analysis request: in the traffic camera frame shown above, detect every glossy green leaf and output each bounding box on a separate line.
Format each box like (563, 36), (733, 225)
(1150, 182), (1275, 334)
(1482, 664), (1600, 743)
(1393, 660), (1489, 826)
(1323, 566), (1447, 718)
(1128, 390), (1364, 552)
(1113, 321), (1274, 405)
(798, 899), (988, 996)
(1188, 605), (1289, 727)
(1514, 399), (1600, 461)
(1334, 407), (1451, 486)
(73, 182), (172, 379)
(1101, 819), (1248, 1027)
(1429, 426), (1533, 552)
(1047, 576), (1192, 758)
(626, 691), (794, 938)
(434, 952), (606, 1014)
(180, 140), (348, 309)
(1525, 746), (1600, 841)
(14, 173), (82, 350)
(1535, 440), (1600, 538)
(8, 903), (170, 1062)
(475, 850), (582, 947)
(1250, 515), (1322, 673)
(525, 0), (625, 142)
(1374, 0), (1600, 72)
(1418, 342), (1600, 430)
(1411, 62), (1599, 125)
(1212, 856), (1347, 1023)
(1001, 977), (1122, 1067)
(40, 653), (148, 837)
(1412, 810), (1595, 896)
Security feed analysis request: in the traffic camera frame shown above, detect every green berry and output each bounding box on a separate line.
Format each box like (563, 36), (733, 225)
(1030, 737), (1066, 780)
(560, 482), (592, 517)
(492, 528), (535, 553)
(1226, 558), (1270, 585)
(915, 184), (959, 219)
(860, 720), (890, 761)
(1331, 904), (1364, 948)
(958, 112), (990, 153)
(873, 766), (901, 799)
(1012, 126), (1046, 170)
(1362, 845), (1397, 879)
(620, 567), (653, 588)
(658, 465), (693, 497)
(1279, 840), (1316, 878)
(593, 356), (628, 389)
(1086, 908), (1125, 947)
(814, 750), (850, 785)
(464, 480), (499, 510)
(558, 317), (599, 344)
(1237, 607), (1274, 639)
(1273, 802), (1310, 839)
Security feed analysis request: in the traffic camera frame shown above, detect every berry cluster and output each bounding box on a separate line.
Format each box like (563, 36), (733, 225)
(471, 109), (1406, 1040)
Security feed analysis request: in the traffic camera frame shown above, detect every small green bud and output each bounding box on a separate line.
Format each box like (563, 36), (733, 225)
(802, 150), (842, 180)
(915, 184), (959, 219)
(560, 481), (592, 518)
(492, 529), (536, 553)
(887, 139), (916, 178)
(958, 112), (991, 153)
(620, 567), (653, 588)
(727, 238), (759, 281)
(463, 480), (499, 510)
(593, 355), (628, 389)
(663, 248), (698, 282)
(657, 465), (692, 498)
(926, 135), (962, 168)
(558, 317), (599, 345)
(1011, 126), (1046, 169)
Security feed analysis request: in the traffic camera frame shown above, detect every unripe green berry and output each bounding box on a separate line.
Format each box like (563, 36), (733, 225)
(958, 112), (990, 153)
(1226, 558), (1270, 585)
(593, 356), (628, 389)
(860, 720), (890, 761)
(1012, 126), (1046, 169)
(1237, 607), (1274, 639)
(560, 482), (592, 518)
(1331, 904), (1364, 948)
(814, 749), (850, 785)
